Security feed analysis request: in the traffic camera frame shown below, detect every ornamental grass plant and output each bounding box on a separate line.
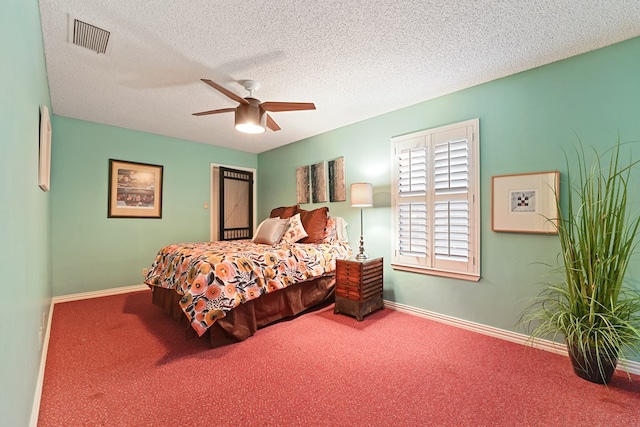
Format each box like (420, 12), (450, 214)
(522, 139), (640, 383)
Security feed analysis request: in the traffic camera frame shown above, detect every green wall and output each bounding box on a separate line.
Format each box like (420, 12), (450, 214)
(51, 117), (257, 296)
(0, 0), (52, 425)
(3, 3), (640, 421)
(258, 37), (640, 351)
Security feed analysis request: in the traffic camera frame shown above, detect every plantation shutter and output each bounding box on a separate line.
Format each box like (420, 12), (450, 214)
(395, 137), (429, 266)
(391, 119), (479, 281)
(433, 133), (471, 270)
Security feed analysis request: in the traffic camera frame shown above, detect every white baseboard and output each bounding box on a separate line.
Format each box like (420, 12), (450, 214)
(29, 300), (53, 427)
(52, 284), (149, 303)
(384, 300), (640, 376)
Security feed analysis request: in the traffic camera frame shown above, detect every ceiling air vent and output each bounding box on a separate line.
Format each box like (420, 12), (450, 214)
(72, 19), (110, 54)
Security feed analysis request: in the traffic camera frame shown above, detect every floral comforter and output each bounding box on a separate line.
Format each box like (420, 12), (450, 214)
(144, 240), (352, 336)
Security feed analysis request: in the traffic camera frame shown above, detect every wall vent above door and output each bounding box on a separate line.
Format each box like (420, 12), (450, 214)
(71, 19), (110, 54)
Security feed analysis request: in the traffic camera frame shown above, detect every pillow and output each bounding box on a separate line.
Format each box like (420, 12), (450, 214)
(269, 205), (299, 219)
(252, 218), (289, 245)
(298, 207), (329, 244)
(333, 216), (349, 242)
(321, 216), (348, 244)
(253, 218), (267, 238)
(321, 217), (338, 244)
(281, 213), (308, 243)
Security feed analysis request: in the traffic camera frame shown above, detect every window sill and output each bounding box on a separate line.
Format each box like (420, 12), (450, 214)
(391, 263), (480, 282)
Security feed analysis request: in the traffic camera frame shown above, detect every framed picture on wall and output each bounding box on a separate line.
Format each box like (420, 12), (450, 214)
(491, 171), (559, 234)
(108, 159), (163, 218)
(311, 161), (327, 203)
(38, 105), (52, 191)
(296, 165), (310, 204)
(328, 156), (346, 202)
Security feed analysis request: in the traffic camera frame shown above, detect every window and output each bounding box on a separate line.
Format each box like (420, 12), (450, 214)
(391, 119), (480, 281)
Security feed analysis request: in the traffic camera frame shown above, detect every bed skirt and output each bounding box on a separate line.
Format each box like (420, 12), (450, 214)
(151, 274), (336, 348)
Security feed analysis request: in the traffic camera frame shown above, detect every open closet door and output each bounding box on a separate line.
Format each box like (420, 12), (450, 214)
(219, 167), (254, 240)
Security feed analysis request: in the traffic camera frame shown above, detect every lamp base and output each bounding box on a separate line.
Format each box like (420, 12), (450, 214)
(355, 252), (369, 261)
(356, 233), (369, 261)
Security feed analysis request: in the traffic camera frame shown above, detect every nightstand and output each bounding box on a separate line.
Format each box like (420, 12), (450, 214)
(334, 257), (383, 321)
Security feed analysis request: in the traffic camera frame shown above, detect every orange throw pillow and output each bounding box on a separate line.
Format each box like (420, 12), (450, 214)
(270, 205), (299, 219)
(298, 207), (329, 244)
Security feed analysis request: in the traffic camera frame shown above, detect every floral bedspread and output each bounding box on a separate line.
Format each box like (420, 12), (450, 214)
(144, 240), (352, 336)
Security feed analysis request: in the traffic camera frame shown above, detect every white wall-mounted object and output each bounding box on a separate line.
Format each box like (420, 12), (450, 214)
(38, 105), (52, 192)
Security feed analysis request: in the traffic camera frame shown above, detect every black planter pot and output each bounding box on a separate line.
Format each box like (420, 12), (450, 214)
(567, 342), (618, 384)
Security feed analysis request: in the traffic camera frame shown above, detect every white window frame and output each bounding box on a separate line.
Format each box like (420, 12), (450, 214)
(391, 118), (480, 281)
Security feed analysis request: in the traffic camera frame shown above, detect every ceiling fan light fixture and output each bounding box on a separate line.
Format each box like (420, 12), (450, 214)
(194, 79), (315, 133)
(235, 122), (265, 134)
(234, 101), (266, 134)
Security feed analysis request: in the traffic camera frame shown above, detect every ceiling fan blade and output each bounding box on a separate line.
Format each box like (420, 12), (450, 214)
(192, 107), (236, 116)
(260, 102), (316, 112)
(266, 114), (281, 131)
(201, 79), (249, 105)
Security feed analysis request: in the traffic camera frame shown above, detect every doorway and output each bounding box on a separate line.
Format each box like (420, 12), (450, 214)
(209, 164), (257, 241)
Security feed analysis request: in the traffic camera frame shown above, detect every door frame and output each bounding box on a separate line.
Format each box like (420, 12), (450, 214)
(209, 163), (257, 242)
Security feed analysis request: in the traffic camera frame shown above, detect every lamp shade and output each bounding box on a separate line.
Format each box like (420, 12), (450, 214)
(350, 182), (373, 207)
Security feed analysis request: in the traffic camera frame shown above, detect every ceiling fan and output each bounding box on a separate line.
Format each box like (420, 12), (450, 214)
(193, 79), (316, 134)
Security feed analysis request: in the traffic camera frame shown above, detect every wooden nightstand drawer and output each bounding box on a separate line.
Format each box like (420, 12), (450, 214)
(334, 257), (383, 321)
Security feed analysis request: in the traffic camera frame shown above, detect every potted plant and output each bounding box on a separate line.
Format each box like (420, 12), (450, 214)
(522, 140), (640, 384)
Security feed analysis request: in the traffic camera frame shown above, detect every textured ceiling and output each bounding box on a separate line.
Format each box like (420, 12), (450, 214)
(39, 1), (640, 154)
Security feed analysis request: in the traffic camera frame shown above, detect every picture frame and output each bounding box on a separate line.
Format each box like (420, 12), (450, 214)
(328, 156), (346, 202)
(296, 165), (310, 204)
(491, 171), (559, 234)
(311, 161), (327, 203)
(38, 105), (52, 191)
(108, 159), (163, 218)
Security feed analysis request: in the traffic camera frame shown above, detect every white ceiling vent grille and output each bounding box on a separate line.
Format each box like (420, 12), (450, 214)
(72, 19), (110, 54)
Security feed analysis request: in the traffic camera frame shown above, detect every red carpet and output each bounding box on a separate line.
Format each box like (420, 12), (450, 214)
(38, 290), (640, 426)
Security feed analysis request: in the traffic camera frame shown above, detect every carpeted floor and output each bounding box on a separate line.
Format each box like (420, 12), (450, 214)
(38, 290), (640, 426)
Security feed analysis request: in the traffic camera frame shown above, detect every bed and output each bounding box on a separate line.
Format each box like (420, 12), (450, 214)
(144, 206), (352, 347)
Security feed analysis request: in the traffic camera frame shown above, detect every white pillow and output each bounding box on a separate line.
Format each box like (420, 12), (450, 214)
(253, 218), (267, 238)
(252, 218), (289, 245)
(332, 216), (349, 242)
(281, 213), (308, 243)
